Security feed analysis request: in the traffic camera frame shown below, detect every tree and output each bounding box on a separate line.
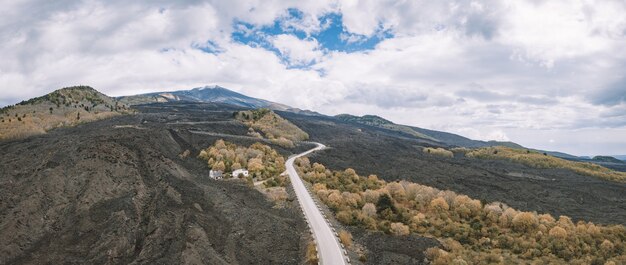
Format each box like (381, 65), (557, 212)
(548, 226), (567, 239)
(376, 193), (396, 214)
(336, 210), (353, 224)
(390, 222), (410, 236)
(362, 189), (380, 203)
(212, 161), (225, 171)
(430, 197), (449, 211)
(386, 182), (406, 200)
(247, 158), (264, 172)
(600, 240), (614, 257)
(512, 212), (538, 232)
(362, 203), (376, 217)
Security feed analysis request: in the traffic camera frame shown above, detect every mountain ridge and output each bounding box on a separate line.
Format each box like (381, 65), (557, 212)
(117, 85), (292, 111)
(1, 85), (596, 162)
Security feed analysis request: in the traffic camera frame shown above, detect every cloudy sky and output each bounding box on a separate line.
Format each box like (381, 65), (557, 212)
(1, 0), (625, 156)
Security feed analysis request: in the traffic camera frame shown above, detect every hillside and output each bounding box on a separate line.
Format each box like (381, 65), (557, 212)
(118, 85), (291, 110)
(235, 108), (309, 148)
(279, 110), (626, 226)
(335, 114), (438, 141)
(0, 86), (132, 140)
(0, 103), (308, 264)
(465, 146), (626, 183)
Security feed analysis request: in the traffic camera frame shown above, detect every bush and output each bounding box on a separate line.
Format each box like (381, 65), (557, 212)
(305, 241), (318, 264)
(512, 212), (538, 232)
(362, 203), (376, 217)
(423, 147), (454, 158)
(548, 226), (567, 239)
(338, 230), (352, 247)
(430, 197), (449, 211)
(390, 222), (410, 236)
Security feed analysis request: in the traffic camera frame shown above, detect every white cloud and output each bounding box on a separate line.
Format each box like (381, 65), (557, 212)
(270, 34), (323, 66)
(0, 0), (625, 155)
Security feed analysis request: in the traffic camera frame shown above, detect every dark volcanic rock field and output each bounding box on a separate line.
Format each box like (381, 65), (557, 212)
(279, 111), (626, 226)
(2, 102), (624, 265)
(0, 103), (307, 265)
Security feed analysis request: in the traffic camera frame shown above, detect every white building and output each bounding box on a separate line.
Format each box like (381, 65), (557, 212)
(232, 169), (249, 178)
(209, 170), (223, 179)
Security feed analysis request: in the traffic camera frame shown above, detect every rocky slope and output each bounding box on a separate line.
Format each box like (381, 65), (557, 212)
(0, 103), (307, 265)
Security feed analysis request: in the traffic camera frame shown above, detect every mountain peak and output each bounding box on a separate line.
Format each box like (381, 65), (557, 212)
(117, 85), (291, 111)
(194, 85), (227, 91)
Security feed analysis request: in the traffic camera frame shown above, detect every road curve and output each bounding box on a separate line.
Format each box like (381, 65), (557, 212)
(286, 143), (348, 265)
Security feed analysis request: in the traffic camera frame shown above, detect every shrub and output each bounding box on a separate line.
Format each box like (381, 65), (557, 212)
(305, 241), (318, 264)
(549, 226), (567, 239)
(338, 230), (352, 247)
(512, 212), (539, 232)
(336, 210), (353, 224)
(212, 161), (225, 171)
(423, 147), (454, 158)
(390, 222), (410, 236)
(362, 203), (377, 217)
(430, 197), (449, 211)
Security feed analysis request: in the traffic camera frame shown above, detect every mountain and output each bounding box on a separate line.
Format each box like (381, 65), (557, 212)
(118, 85), (291, 110)
(0, 86), (132, 140)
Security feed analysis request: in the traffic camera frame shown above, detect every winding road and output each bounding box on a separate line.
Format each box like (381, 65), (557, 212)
(286, 143), (348, 265)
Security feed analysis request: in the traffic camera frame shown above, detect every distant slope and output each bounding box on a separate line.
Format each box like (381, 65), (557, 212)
(592, 156), (624, 163)
(334, 114), (438, 141)
(333, 114), (586, 161)
(0, 86), (132, 140)
(118, 85), (292, 110)
(466, 146), (626, 183)
(611, 155), (626, 161)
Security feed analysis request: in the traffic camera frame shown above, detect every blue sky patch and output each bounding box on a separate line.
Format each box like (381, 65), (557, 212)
(191, 40), (223, 54)
(230, 8), (394, 66)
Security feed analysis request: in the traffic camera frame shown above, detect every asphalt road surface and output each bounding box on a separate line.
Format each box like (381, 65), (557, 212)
(286, 143), (348, 265)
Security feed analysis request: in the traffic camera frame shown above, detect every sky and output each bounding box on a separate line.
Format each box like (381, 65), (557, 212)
(0, 0), (625, 156)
